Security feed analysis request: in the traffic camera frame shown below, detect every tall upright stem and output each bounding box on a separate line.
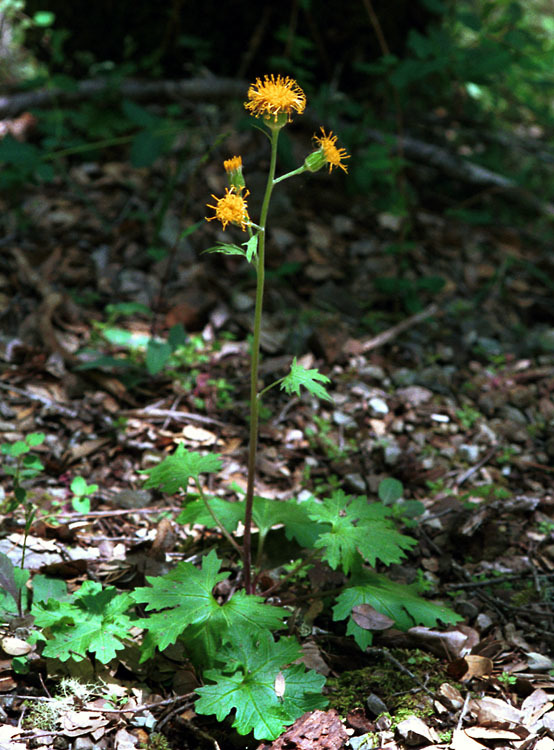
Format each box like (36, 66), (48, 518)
(242, 127), (280, 594)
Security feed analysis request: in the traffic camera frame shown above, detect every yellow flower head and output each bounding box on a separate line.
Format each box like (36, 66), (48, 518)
(244, 74), (306, 123)
(313, 128), (350, 173)
(223, 155), (243, 174)
(206, 187), (250, 231)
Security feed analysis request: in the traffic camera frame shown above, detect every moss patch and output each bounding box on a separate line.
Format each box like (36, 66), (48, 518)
(327, 649), (449, 719)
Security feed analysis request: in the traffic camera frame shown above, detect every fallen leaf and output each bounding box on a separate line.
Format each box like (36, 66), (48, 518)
(468, 696), (521, 725)
(465, 726), (526, 741)
(449, 728), (487, 750)
(395, 715), (440, 745)
(352, 604), (395, 631)
(0, 637), (32, 656)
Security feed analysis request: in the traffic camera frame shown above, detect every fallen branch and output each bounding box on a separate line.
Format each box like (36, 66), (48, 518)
(344, 303), (438, 355)
(0, 76), (248, 118)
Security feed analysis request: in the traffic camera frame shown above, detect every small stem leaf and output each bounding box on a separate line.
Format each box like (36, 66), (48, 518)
(280, 358), (332, 402)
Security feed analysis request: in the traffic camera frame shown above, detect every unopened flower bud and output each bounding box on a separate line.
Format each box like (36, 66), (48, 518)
(223, 155), (246, 192)
(304, 149), (327, 173)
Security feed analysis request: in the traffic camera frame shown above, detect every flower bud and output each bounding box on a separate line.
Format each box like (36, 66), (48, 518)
(303, 148), (327, 173)
(223, 155), (246, 192)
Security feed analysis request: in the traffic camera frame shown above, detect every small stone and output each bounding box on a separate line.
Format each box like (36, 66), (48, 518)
(476, 613), (494, 631)
(345, 473), (366, 493)
(358, 364), (386, 381)
(499, 405), (527, 425)
(368, 397), (389, 415)
(333, 410), (356, 427)
(396, 385), (433, 406)
(392, 368), (417, 386)
(366, 693), (389, 717)
(384, 441), (402, 465)
(458, 443), (480, 462)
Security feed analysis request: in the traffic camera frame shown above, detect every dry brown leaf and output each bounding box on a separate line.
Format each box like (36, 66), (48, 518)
(458, 655), (494, 682)
(61, 709), (109, 737)
(352, 603), (395, 631)
(465, 726), (526, 741)
(0, 636), (32, 657)
(468, 696), (521, 725)
(521, 688), (553, 727)
(437, 683), (464, 710)
(408, 624), (479, 659)
(449, 728), (488, 750)
(0, 724), (26, 750)
(395, 715), (440, 745)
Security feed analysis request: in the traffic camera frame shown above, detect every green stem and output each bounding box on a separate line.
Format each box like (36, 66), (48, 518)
(257, 376), (285, 401)
(273, 165), (308, 184)
(196, 483), (242, 555)
(243, 127), (281, 594)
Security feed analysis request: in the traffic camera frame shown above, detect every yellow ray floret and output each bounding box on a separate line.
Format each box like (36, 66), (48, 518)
(313, 128), (350, 173)
(206, 188), (250, 231)
(245, 74), (306, 122)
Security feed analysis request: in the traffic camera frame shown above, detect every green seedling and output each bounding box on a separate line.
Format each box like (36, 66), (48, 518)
(70, 476), (98, 513)
(1, 432), (45, 571)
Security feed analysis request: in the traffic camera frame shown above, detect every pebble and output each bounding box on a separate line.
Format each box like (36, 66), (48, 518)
(392, 368), (418, 386)
(384, 441), (402, 465)
(368, 397), (389, 415)
(458, 443), (480, 462)
(345, 473), (366, 493)
(358, 364), (386, 381)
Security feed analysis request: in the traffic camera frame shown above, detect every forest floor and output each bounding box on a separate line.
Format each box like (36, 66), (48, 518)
(0, 99), (554, 750)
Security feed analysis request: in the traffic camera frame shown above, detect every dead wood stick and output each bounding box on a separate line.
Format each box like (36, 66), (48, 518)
(344, 303), (438, 354)
(0, 76), (248, 118)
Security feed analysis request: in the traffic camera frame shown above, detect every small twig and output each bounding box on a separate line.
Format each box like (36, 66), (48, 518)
(121, 407), (227, 427)
(454, 445), (499, 486)
(444, 572), (554, 589)
(0, 381), (79, 418)
(456, 692), (471, 731)
(45, 506), (180, 520)
(346, 304), (438, 354)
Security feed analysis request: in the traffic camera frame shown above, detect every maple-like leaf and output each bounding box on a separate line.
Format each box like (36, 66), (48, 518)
(132, 550), (288, 662)
(142, 444), (222, 493)
(307, 489), (416, 573)
(280, 358), (332, 402)
(195, 632), (327, 740)
(333, 571), (462, 649)
(32, 581), (134, 663)
(177, 495), (244, 532)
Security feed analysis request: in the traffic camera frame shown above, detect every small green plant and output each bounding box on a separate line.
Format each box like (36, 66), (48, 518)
(30, 76), (461, 743)
(1, 432), (45, 571)
(305, 414), (356, 461)
(70, 476), (98, 513)
(497, 671), (517, 686)
(455, 405), (482, 430)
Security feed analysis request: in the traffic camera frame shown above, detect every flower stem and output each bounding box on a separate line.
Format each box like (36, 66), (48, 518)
(243, 127), (280, 594)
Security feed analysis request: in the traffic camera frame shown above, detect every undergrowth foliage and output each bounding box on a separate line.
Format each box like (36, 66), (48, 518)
(0, 76), (461, 743)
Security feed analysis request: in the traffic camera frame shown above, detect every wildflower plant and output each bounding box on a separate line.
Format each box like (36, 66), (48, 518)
(30, 75), (460, 742)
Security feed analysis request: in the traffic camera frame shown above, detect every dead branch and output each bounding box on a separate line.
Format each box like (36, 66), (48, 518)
(0, 76), (248, 118)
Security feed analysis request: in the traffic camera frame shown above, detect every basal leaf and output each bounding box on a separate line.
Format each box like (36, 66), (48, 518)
(280, 358), (332, 402)
(132, 550), (288, 660)
(333, 571), (462, 650)
(142, 443), (222, 493)
(308, 490), (416, 573)
(195, 632), (327, 740)
(32, 581), (135, 663)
